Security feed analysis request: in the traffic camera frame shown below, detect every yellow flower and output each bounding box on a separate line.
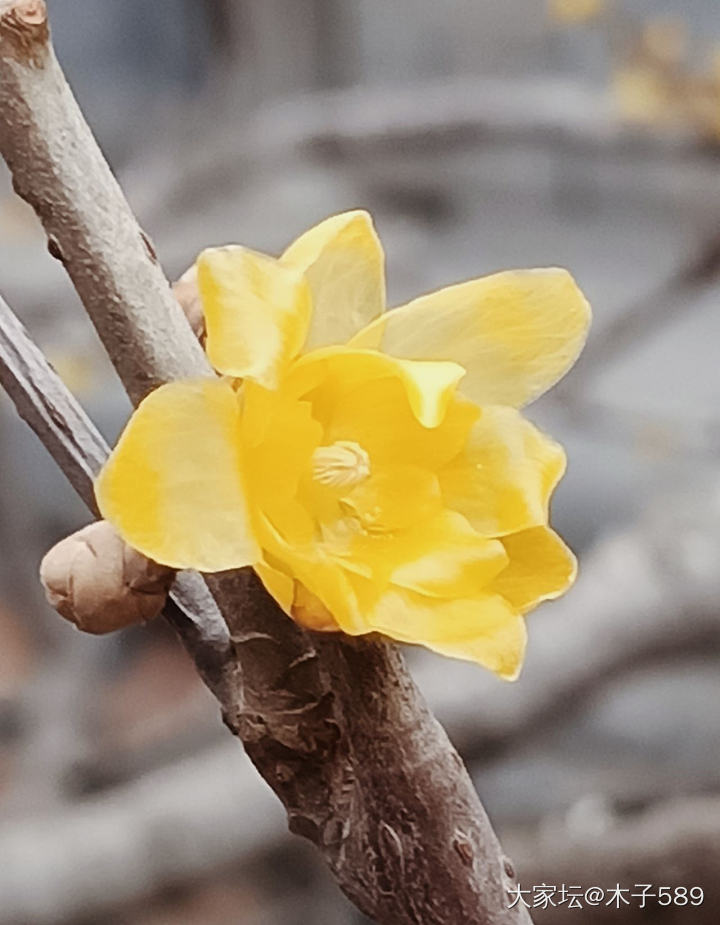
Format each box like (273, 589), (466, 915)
(96, 211), (590, 679)
(547, 0), (607, 26)
(611, 19), (690, 130)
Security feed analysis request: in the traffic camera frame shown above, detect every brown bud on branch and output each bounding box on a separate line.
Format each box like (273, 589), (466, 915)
(40, 521), (175, 634)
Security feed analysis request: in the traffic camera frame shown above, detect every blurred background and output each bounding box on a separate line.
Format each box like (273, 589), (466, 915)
(1, 0), (720, 922)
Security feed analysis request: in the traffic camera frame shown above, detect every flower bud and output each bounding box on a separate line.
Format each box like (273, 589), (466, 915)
(40, 521), (175, 634)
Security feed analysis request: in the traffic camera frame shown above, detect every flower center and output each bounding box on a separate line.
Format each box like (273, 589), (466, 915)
(312, 440), (371, 489)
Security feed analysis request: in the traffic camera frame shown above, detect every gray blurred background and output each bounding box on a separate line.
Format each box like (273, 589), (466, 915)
(1, 1), (720, 923)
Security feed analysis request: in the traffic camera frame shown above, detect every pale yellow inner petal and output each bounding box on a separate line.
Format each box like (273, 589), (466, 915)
(281, 210), (386, 348)
(198, 246), (311, 388)
(439, 405), (566, 537)
(349, 268), (591, 408)
(492, 526), (577, 613)
(290, 347), (466, 430)
(332, 510), (508, 599)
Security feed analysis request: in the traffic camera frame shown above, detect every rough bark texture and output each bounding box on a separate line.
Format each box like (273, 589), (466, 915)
(0, 4), (531, 921)
(209, 570), (522, 923)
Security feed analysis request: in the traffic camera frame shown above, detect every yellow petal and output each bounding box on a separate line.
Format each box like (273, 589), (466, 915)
(281, 211), (385, 348)
(96, 379), (259, 571)
(292, 582), (341, 631)
(255, 548), (342, 631)
(242, 385), (322, 545)
(357, 582), (527, 679)
(254, 560), (294, 615)
(388, 514), (508, 598)
(197, 246), (311, 388)
(340, 465), (442, 534)
(350, 269), (590, 408)
(257, 514), (363, 634)
(493, 526), (577, 613)
(291, 347), (465, 428)
(307, 371), (478, 472)
(439, 406), (566, 536)
(333, 510), (508, 599)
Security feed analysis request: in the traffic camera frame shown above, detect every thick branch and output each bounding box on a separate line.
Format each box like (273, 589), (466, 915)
(0, 4), (528, 922)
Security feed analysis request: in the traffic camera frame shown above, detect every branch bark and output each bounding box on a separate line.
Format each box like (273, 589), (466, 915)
(0, 3), (529, 921)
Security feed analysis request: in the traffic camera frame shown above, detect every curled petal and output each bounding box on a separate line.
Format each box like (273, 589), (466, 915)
(309, 375), (478, 473)
(350, 268), (590, 408)
(254, 560), (295, 615)
(291, 347), (465, 428)
(493, 526), (577, 613)
(439, 406), (566, 536)
(332, 510), (508, 599)
(257, 515), (362, 634)
(198, 246), (311, 387)
(356, 583), (527, 680)
(96, 379), (259, 572)
(281, 210), (385, 348)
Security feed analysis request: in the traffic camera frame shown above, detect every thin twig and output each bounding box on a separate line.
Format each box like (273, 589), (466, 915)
(0, 294), (106, 512)
(0, 3), (529, 921)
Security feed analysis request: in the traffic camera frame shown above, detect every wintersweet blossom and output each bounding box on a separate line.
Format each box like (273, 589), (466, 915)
(96, 211), (590, 679)
(547, 0), (607, 25)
